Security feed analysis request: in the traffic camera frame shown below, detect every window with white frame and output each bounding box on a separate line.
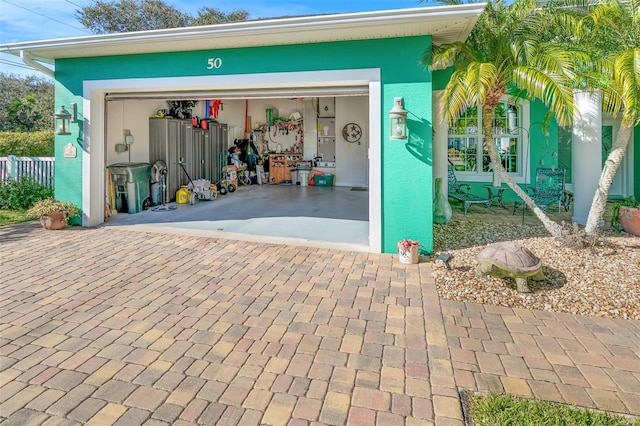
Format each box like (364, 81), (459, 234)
(447, 100), (528, 182)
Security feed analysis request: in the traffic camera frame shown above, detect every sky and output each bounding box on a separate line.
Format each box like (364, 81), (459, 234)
(0, 0), (425, 78)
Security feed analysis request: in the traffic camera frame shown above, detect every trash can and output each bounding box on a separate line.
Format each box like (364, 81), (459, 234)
(108, 162), (152, 213)
(298, 170), (310, 186)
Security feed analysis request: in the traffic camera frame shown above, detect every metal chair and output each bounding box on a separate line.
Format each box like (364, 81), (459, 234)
(447, 164), (491, 215)
(513, 168), (569, 214)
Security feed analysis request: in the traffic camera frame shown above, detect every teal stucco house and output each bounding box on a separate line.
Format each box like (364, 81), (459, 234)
(2, 4), (637, 253)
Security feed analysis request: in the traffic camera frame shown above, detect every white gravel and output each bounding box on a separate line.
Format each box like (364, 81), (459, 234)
(432, 220), (640, 320)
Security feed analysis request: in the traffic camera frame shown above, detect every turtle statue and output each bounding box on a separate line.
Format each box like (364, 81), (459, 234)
(475, 242), (545, 293)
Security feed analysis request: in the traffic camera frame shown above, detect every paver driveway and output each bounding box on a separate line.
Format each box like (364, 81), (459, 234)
(0, 224), (639, 425)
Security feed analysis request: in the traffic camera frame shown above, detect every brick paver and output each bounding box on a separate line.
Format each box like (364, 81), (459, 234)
(0, 224), (639, 425)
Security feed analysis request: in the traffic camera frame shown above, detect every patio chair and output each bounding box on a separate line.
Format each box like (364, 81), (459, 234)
(447, 164), (491, 215)
(513, 167), (570, 214)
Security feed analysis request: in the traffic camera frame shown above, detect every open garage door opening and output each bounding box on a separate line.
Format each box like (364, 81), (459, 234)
(101, 91), (371, 252)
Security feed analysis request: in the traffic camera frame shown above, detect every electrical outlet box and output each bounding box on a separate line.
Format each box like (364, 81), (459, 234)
(115, 143), (128, 152)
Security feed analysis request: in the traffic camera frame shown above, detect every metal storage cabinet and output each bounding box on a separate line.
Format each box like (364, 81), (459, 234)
(149, 118), (193, 201)
(205, 123), (228, 184)
(177, 121), (194, 186)
(150, 118), (228, 200)
(188, 128), (207, 181)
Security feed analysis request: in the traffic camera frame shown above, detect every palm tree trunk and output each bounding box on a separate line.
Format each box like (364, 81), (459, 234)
(584, 124), (633, 234)
(482, 105), (567, 239)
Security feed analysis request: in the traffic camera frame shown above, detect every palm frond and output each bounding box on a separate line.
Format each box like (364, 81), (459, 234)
(511, 66), (575, 126)
(532, 44), (581, 81)
(614, 48), (640, 125)
(600, 84), (624, 118)
(465, 62), (498, 103)
(424, 41), (479, 72)
(426, 43), (465, 71)
(439, 69), (476, 126)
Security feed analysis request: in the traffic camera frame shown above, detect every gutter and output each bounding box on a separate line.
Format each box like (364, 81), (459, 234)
(1, 4), (486, 57)
(20, 50), (54, 77)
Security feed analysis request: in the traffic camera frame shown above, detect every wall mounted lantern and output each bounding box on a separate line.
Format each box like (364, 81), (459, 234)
(389, 97), (407, 140)
(54, 103), (77, 135)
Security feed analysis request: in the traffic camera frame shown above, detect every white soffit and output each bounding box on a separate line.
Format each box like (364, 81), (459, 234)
(0, 4), (485, 62)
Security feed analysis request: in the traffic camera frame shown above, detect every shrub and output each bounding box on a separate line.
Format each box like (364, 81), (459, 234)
(26, 198), (79, 219)
(0, 178), (53, 210)
(0, 131), (54, 157)
(611, 196), (639, 229)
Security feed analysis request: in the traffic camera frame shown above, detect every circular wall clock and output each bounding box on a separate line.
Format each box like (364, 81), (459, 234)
(342, 123), (362, 143)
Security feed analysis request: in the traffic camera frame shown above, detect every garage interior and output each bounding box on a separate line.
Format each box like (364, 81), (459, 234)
(102, 94), (370, 251)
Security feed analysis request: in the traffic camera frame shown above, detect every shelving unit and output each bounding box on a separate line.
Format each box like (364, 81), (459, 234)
(269, 153), (303, 184)
(317, 117), (336, 162)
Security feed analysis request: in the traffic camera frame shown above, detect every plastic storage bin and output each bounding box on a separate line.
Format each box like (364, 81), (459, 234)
(315, 174), (334, 187)
(108, 162), (152, 213)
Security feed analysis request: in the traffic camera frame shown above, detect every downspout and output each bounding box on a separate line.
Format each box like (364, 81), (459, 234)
(20, 50), (54, 77)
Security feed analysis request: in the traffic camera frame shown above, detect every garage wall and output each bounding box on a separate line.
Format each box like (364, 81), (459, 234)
(107, 96), (370, 183)
(106, 100), (164, 165)
(107, 98), (311, 163)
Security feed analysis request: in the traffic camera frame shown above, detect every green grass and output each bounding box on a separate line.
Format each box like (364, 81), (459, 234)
(469, 393), (640, 426)
(0, 209), (34, 226)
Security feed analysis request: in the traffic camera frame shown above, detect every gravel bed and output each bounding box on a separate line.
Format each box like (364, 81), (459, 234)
(432, 220), (640, 320)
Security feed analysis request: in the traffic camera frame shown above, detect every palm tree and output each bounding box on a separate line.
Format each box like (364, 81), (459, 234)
(424, 0), (582, 240)
(580, 0), (640, 235)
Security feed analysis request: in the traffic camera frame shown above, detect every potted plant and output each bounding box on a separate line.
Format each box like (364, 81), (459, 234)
(398, 239), (420, 264)
(611, 196), (639, 236)
(26, 198), (80, 230)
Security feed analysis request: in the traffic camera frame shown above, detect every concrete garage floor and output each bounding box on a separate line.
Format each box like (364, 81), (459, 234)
(103, 185), (370, 251)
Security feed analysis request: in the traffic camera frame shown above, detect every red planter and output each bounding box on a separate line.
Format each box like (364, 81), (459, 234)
(619, 206), (640, 236)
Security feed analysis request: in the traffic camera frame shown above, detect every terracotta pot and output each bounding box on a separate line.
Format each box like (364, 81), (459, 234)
(40, 211), (67, 230)
(619, 206), (640, 236)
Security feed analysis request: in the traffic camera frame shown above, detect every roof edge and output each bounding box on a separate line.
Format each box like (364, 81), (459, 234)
(0, 4), (485, 58)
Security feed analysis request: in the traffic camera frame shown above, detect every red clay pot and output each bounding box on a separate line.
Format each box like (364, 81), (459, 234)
(619, 206), (640, 236)
(40, 211), (67, 230)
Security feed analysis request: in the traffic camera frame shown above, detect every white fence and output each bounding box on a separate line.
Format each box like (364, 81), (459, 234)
(0, 155), (55, 188)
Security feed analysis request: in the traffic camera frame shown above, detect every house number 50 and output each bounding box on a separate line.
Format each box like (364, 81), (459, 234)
(207, 58), (223, 69)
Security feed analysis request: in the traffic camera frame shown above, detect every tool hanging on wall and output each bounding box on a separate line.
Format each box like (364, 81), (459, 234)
(210, 100), (223, 119)
(244, 99), (249, 133)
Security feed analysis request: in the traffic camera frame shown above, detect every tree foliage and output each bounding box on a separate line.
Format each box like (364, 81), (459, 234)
(585, 0), (640, 127)
(426, 0), (639, 239)
(0, 131), (54, 157)
(76, 0), (249, 34)
(424, 0), (582, 241)
(191, 7), (250, 27)
(0, 73), (54, 132)
(569, 0), (640, 234)
(531, 0), (640, 234)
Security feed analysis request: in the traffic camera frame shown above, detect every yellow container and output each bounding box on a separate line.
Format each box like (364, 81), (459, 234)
(176, 186), (190, 204)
